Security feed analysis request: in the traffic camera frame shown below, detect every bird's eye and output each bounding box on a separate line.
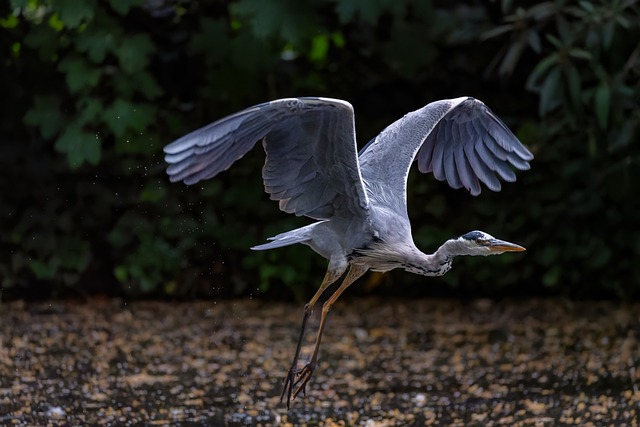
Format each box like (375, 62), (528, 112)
(477, 238), (490, 246)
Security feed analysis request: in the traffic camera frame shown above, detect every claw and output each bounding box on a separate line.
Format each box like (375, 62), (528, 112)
(280, 367), (297, 409)
(293, 362), (316, 399)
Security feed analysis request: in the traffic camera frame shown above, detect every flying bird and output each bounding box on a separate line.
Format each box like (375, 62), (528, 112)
(163, 96), (532, 408)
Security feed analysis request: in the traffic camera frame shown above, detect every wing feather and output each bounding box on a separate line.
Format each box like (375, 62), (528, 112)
(358, 97), (532, 218)
(463, 141), (501, 192)
(164, 97), (369, 220)
(431, 124), (447, 181)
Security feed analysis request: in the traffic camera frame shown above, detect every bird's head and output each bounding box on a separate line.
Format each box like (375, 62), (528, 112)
(402, 230), (525, 277)
(453, 230), (526, 256)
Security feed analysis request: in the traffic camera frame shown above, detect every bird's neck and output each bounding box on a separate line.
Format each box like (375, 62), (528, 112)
(354, 238), (464, 276)
(404, 239), (464, 277)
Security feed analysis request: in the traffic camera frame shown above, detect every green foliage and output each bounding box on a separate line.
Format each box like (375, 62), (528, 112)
(482, 0), (640, 298)
(108, 211), (184, 294)
(230, 0), (317, 43)
(54, 123), (101, 167)
(334, 0), (406, 24)
(2, 0), (639, 300)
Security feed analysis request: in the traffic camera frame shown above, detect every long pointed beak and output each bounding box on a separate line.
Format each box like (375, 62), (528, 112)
(489, 239), (526, 252)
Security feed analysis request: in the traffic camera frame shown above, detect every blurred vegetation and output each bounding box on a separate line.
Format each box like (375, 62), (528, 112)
(1, 0), (639, 300)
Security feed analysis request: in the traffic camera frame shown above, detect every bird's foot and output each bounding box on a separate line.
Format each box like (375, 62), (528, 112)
(292, 362), (316, 399)
(280, 366), (298, 409)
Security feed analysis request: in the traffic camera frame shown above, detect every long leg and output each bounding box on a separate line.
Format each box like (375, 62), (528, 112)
(292, 264), (369, 398)
(280, 263), (346, 409)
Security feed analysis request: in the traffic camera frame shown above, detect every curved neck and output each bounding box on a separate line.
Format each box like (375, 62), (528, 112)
(404, 238), (464, 277)
(355, 238), (466, 276)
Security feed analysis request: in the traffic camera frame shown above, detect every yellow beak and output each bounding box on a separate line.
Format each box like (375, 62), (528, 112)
(489, 240), (526, 252)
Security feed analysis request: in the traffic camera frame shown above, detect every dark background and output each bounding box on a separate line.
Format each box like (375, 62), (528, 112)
(2, 0), (639, 301)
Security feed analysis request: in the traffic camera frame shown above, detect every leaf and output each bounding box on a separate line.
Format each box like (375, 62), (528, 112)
(23, 24), (58, 60)
(309, 34), (329, 62)
(115, 34), (154, 74)
(58, 56), (102, 93)
(555, 16), (572, 44)
(139, 182), (167, 203)
(585, 28), (599, 49)
(384, 21), (436, 75)
(29, 259), (56, 279)
(189, 18), (230, 58)
(537, 246), (560, 266)
(542, 266), (561, 287)
(567, 48), (591, 60)
(616, 83), (635, 97)
(230, 0), (316, 43)
(9, 0), (28, 7)
(591, 63), (609, 82)
(334, 0), (403, 24)
(24, 96), (64, 139)
(526, 53), (559, 90)
(334, 0), (360, 23)
(109, 0), (142, 15)
(528, 2), (558, 20)
(527, 29), (542, 53)
(539, 66), (562, 116)
(77, 97), (103, 126)
(55, 124), (102, 168)
(332, 31), (345, 48)
(481, 24), (514, 40)
(608, 119), (636, 153)
(602, 19), (615, 49)
(0, 14), (19, 29)
(114, 265), (128, 282)
(48, 14), (64, 31)
(565, 64), (582, 109)
(104, 99), (155, 138)
(59, 237), (91, 271)
(53, 0), (96, 28)
(75, 28), (118, 63)
(615, 14), (631, 29)
(578, 1), (595, 13)
(137, 71), (164, 99)
(594, 81), (610, 129)
(498, 38), (526, 75)
(501, 0), (513, 12)
(229, 31), (271, 71)
(546, 34), (563, 49)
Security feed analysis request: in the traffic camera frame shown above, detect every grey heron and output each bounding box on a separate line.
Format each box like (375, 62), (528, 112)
(163, 96), (532, 408)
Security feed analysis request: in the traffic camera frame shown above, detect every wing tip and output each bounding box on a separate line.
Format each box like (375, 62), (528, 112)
(521, 150), (535, 162)
(163, 133), (201, 155)
(163, 140), (181, 155)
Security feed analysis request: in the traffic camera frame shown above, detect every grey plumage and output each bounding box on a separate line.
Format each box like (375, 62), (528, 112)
(164, 96), (532, 408)
(165, 98), (368, 220)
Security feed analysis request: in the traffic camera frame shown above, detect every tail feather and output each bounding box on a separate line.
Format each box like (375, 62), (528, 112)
(250, 223), (321, 251)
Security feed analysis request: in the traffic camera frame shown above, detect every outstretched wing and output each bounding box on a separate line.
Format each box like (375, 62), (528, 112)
(358, 97), (532, 216)
(164, 97), (369, 220)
